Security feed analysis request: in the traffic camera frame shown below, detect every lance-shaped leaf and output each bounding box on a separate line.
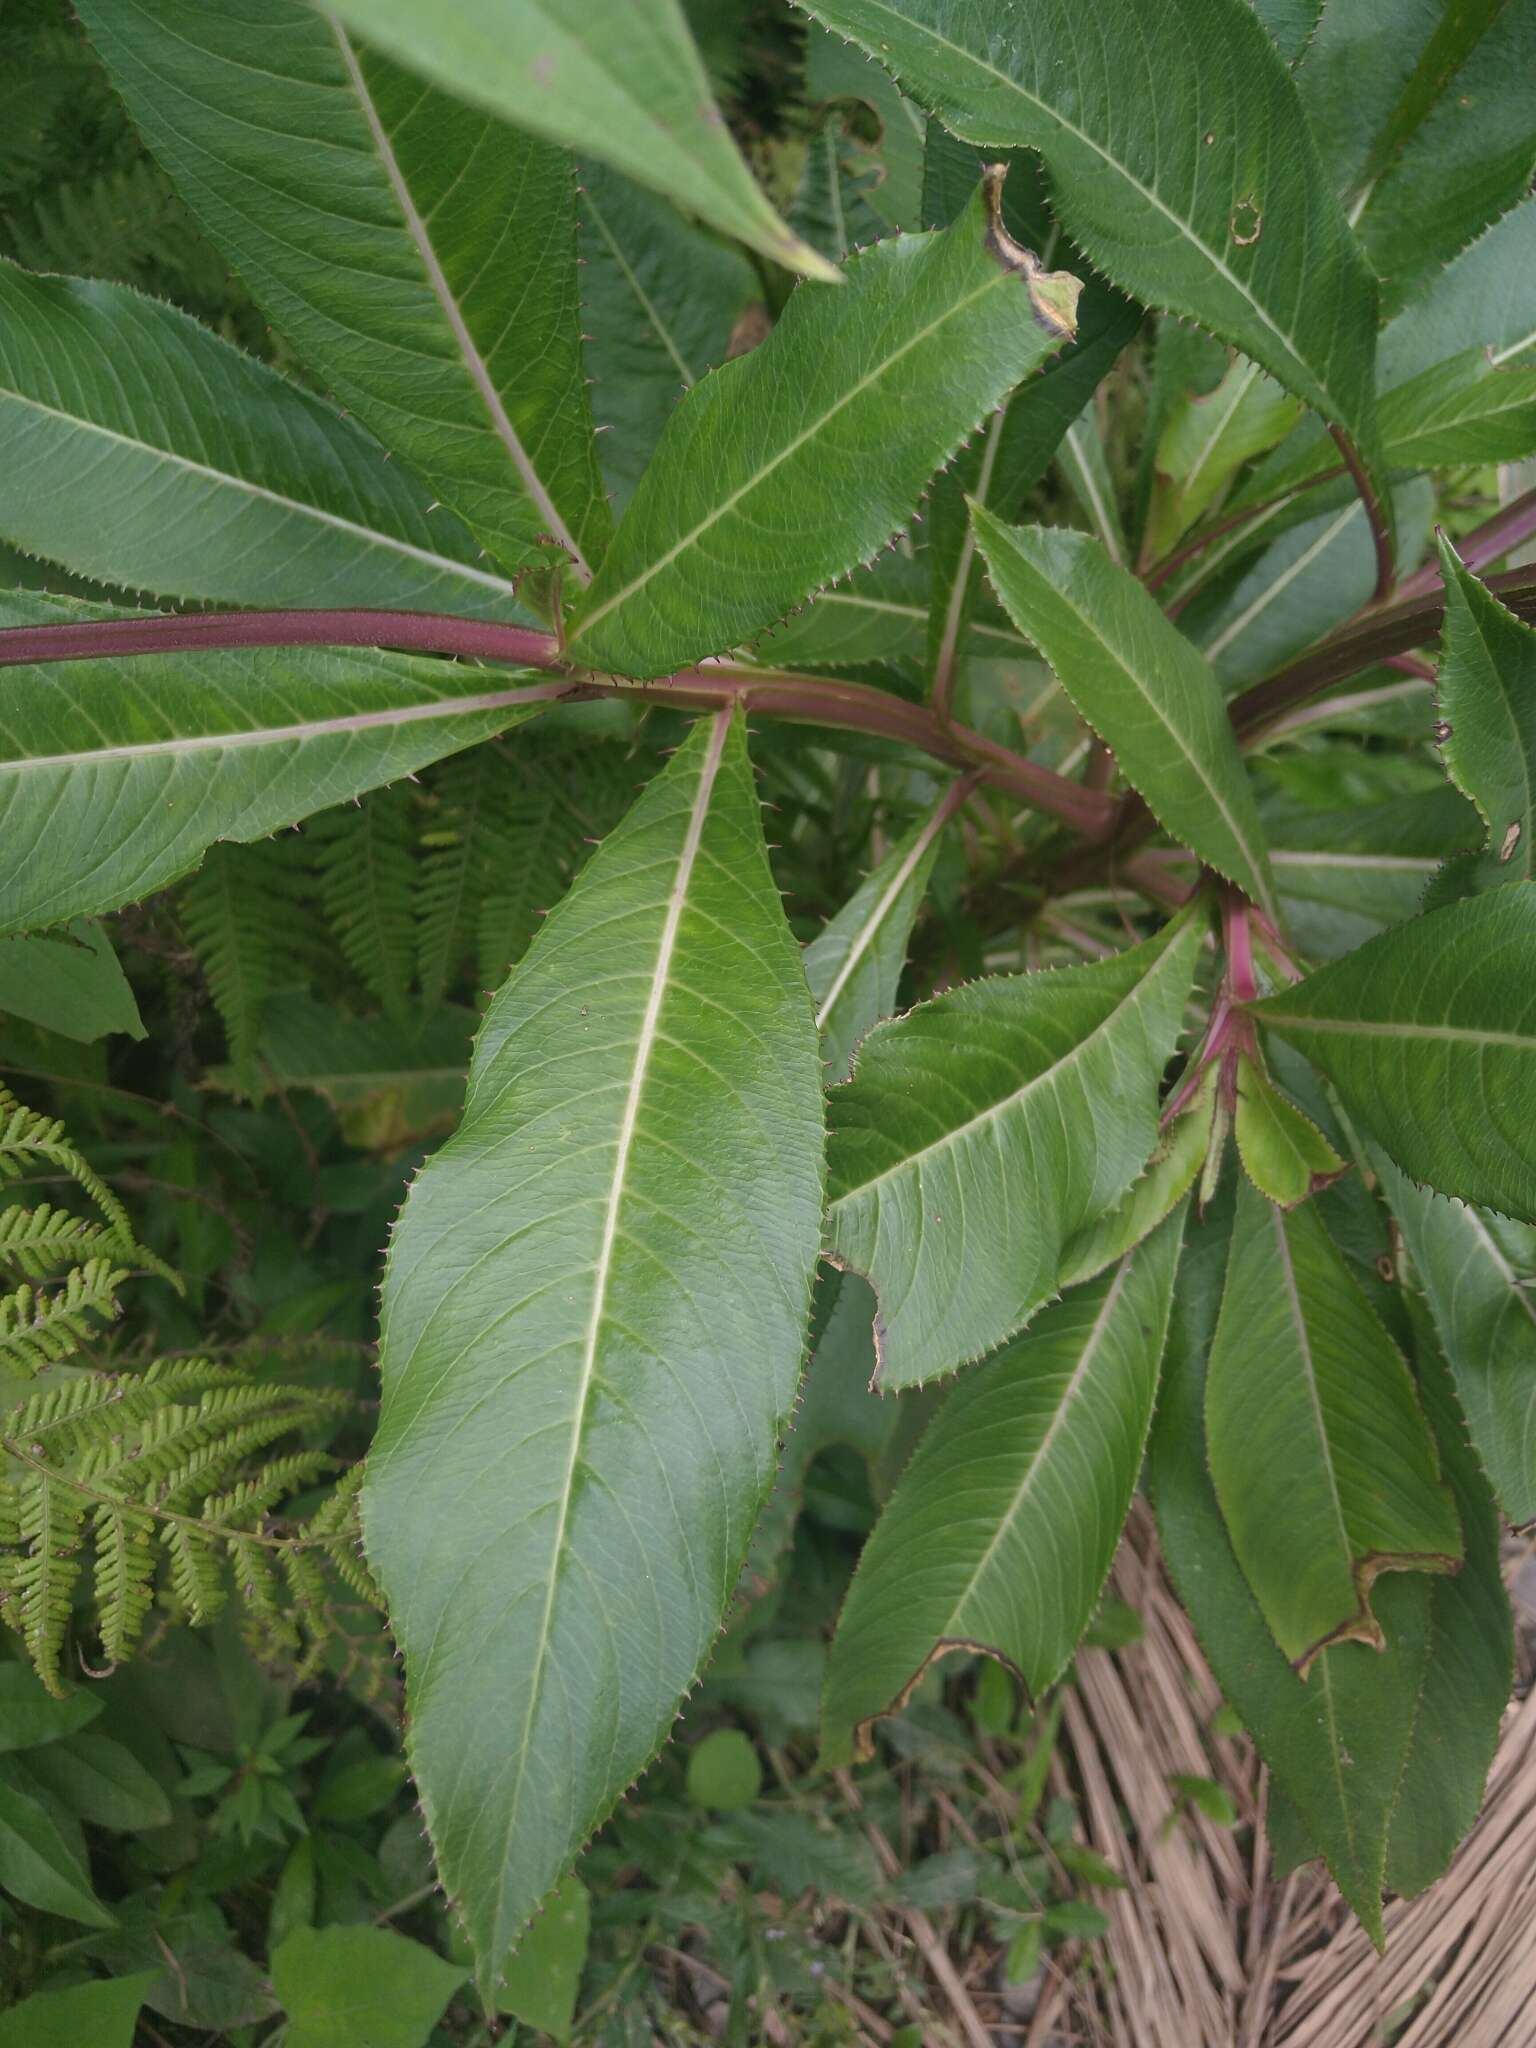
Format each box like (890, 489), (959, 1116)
(578, 164), (759, 519)
(805, 788), (963, 1084)
(750, 552), (1031, 673)
(972, 513), (1277, 918)
(566, 176), (1082, 677)
(821, 1209), (1183, 1766)
(0, 263), (528, 619)
(1057, 1071), (1217, 1291)
(77, 0), (610, 578)
(1149, 1192), (1426, 1947)
(0, 593), (553, 934)
(804, 0), (1382, 477)
(1233, 1056), (1346, 1208)
(1296, 0), (1536, 314)
(825, 918), (1200, 1387)
(320, 0), (834, 283)
(1144, 356), (1301, 558)
(364, 711), (825, 1974)
(1204, 1180), (1460, 1669)
(1250, 885), (1536, 1222)
(1380, 1154), (1536, 1523)
(1434, 538), (1536, 884)
(0, 924), (144, 1046)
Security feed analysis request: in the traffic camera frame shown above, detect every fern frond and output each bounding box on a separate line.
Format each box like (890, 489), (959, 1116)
(0, 1201), (119, 1280)
(202, 1451), (335, 1529)
(92, 1502), (156, 1664)
(227, 1531), (292, 1660)
(0, 1258), (125, 1375)
(302, 1466), (380, 1602)
(311, 786), (417, 1020)
(160, 1520), (225, 1626)
(180, 840), (318, 1069)
(283, 1546), (332, 1681)
(17, 1470), (87, 1697)
(0, 1083), (132, 1237)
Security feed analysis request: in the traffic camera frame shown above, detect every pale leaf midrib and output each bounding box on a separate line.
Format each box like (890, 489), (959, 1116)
(814, 807), (943, 1035)
(831, 937), (1183, 1208)
(581, 184), (697, 388)
(0, 681), (559, 774)
(327, 16), (591, 581)
(1258, 1012), (1536, 1052)
(0, 387), (521, 599)
(491, 707), (732, 1935)
(573, 264), (1012, 645)
(1270, 1200), (1354, 1585)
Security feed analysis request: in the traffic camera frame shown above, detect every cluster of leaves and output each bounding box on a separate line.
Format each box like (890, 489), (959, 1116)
(3, 0), (1536, 2035)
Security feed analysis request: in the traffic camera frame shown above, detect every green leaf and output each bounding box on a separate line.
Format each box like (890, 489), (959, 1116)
(22, 1730), (173, 1833)
(0, 1759), (115, 1927)
(0, 1663), (102, 1753)
(1379, 1154), (1536, 1523)
(365, 711), (825, 1973)
(1148, 1193), (1427, 1946)
(1233, 1056), (1346, 1207)
(820, 1210), (1183, 1767)
(0, 1972), (155, 2048)
(805, 794), (952, 1084)
(1249, 884), (1536, 1222)
(492, 1874), (590, 2037)
(578, 162), (758, 518)
(805, 0), (1382, 474)
(270, 1925), (465, 2048)
(1204, 1179), (1460, 1669)
(1055, 1071), (1216, 1292)
(1145, 356), (1302, 557)
(566, 175), (1082, 676)
(1385, 1301), (1513, 1898)
(1295, 0), (1536, 314)
(825, 918), (1200, 1387)
(1379, 195), (1536, 390)
(685, 1729), (762, 1811)
(1433, 538), (1536, 884)
(0, 923), (143, 1044)
(320, 0), (834, 284)
(0, 263), (530, 618)
(0, 592), (552, 934)
(972, 514), (1277, 917)
(77, 0), (610, 578)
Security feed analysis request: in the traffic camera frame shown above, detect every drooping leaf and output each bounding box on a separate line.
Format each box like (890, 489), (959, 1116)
(490, 1874), (590, 2036)
(578, 163), (759, 517)
(0, 922), (144, 1044)
(825, 917), (1200, 1387)
(0, 592), (552, 934)
(1233, 1055), (1346, 1207)
(1295, 0), (1536, 313)
(1385, 1299), (1513, 1898)
(77, 0), (610, 578)
(1379, 1154), (1536, 1524)
(365, 711), (825, 1972)
(821, 1208), (1183, 1766)
(319, 0), (835, 283)
(805, 794), (954, 1084)
(1249, 883), (1536, 1222)
(0, 263), (530, 618)
(972, 513), (1277, 917)
(1433, 538), (1536, 884)
(565, 175), (1082, 676)
(805, 0), (1382, 476)
(1204, 1178), (1459, 1669)
(270, 1925), (465, 2048)
(1149, 1191), (1425, 1947)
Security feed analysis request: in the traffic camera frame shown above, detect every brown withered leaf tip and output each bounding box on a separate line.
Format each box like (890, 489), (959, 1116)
(980, 162), (1083, 340)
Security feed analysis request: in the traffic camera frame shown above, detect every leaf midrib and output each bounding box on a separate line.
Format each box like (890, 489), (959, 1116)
(573, 262), (1013, 647)
(831, 0), (1331, 403)
(1449, 587), (1535, 879)
(491, 707), (732, 1936)
(1257, 1012), (1536, 1052)
(0, 387), (521, 601)
(814, 806), (944, 1037)
(1269, 1200), (1354, 1587)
